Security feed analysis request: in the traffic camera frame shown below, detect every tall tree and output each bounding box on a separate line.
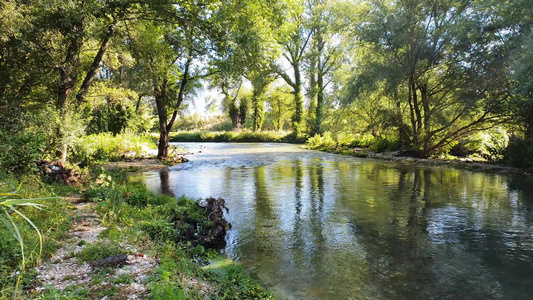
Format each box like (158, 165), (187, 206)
(267, 85), (293, 131)
(347, 0), (513, 157)
(218, 77), (249, 131)
(26, 0), (141, 163)
(307, 0), (347, 136)
(131, 0), (292, 157)
(275, 2), (310, 134)
(248, 67), (277, 131)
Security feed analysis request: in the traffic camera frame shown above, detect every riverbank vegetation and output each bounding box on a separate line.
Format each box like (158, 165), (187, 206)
(170, 131), (305, 144)
(1, 168), (273, 299)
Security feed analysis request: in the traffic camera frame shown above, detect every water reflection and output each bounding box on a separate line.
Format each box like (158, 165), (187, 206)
(136, 143), (533, 300)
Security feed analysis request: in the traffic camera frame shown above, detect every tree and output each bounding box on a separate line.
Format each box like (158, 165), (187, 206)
(247, 68), (278, 131)
(275, 2), (309, 134)
(130, 0), (293, 157)
(267, 85), (293, 131)
(346, 0), (514, 157)
(219, 77), (250, 131)
(129, 19), (196, 158)
(21, 0), (143, 163)
(307, 0), (348, 136)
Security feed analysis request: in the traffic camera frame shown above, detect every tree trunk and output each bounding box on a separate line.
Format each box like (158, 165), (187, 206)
(292, 64), (303, 133)
(157, 126), (169, 158)
(76, 21), (117, 104)
(420, 83), (430, 149)
(229, 101), (242, 131)
(57, 22), (83, 166)
(252, 90), (264, 131)
(155, 59), (191, 159)
(314, 64), (324, 136)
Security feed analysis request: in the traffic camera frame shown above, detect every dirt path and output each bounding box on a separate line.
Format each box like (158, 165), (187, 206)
(34, 200), (158, 299)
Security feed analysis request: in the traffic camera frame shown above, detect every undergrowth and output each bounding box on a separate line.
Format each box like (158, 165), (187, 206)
(0, 172), (73, 298)
(170, 130), (307, 144)
(82, 168), (274, 299)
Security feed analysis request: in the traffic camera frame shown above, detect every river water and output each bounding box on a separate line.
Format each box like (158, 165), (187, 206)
(136, 143), (533, 300)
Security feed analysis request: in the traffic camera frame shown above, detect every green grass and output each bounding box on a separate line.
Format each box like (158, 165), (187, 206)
(0, 173), (72, 298)
(1, 164), (274, 299)
(84, 169), (275, 299)
(77, 242), (127, 263)
(69, 132), (157, 166)
(169, 130), (307, 144)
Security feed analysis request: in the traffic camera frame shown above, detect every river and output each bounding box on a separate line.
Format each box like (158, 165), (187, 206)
(135, 143), (533, 300)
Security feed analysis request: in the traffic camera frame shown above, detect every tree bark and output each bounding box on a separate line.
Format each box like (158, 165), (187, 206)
(156, 59), (191, 159)
(76, 21), (117, 104)
(57, 22), (83, 166)
(314, 56), (324, 135)
(292, 65), (303, 133)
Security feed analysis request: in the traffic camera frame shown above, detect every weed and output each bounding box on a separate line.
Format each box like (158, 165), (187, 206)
(77, 242), (126, 264)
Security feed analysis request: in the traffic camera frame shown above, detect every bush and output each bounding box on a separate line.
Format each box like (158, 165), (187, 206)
(69, 132), (156, 166)
(368, 136), (399, 152)
(169, 130), (304, 143)
(77, 242), (126, 263)
(0, 173), (71, 295)
(456, 128), (509, 161)
(306, 132), (337, 150)
(0, 131), (46, 175)
(503, 138), (533, 168)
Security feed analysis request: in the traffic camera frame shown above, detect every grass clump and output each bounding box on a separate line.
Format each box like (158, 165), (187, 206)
(77, 242), (126, 263)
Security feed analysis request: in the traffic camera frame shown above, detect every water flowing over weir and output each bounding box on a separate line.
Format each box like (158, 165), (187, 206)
(133, 143), (533, 300)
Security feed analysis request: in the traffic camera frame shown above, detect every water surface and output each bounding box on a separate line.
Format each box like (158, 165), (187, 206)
(136, 143), (533, 300)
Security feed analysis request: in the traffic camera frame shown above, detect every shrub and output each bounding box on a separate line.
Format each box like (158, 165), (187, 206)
(0, 131), (46, 175)
(70, 132), (156, 166)
(306, 132), (337, 150)
(458, 128), (509, 161)
(369, 137), (399, 152)
(503, 138), (533, 168)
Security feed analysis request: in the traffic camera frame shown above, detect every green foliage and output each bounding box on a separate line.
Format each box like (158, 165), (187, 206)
(213, 264), (275, 299)
(504, 138), (533, 168)
(174, 114), (232, 132)
(86, 83), (155, 135)
(368, 137), (399, 153)
(39, 284), (90, 300)
(70, 132), (156, 166)
(170, 130), (305, 143)
(0, 131), (46, 175)
(265, 85), (294, 131)
(0, 173), (71, 296)
(345, 0), (515, 156)
(461, 128), (510, 161)
(81, 169), (274, 299)
(306, 132), (337, 150)
(77, 242), (126, 263)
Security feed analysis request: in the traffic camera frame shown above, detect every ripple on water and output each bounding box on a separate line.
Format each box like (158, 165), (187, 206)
(137, 143), (533, 300)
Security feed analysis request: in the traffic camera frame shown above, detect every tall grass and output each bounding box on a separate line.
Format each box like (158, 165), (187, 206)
(0, 188), (58, 294)
(70, 132), (157, 165)
(0, 173), (72, 297)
